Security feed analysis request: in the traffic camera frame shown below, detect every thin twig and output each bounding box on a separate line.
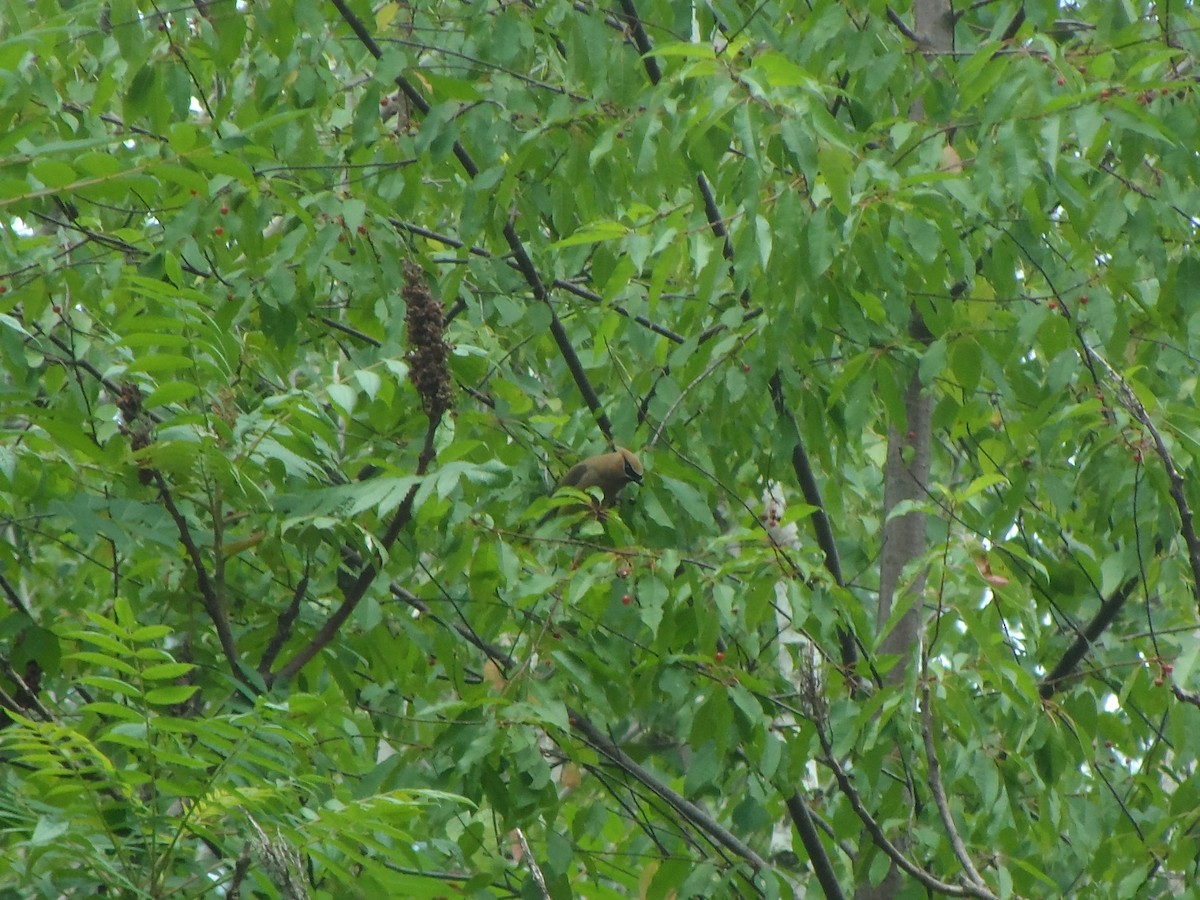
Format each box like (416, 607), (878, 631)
(514, 828), (551, 899)
(389, 583), (514, 669)
(648, 333), (752, 447)
(0, 658), (53, 722)
(919, 675), (994, 894)
(257, 566), (310, 676)
(1082, 344), (1200, 611)
(393, 218), (689, 343)
(155, 472), (243, 680)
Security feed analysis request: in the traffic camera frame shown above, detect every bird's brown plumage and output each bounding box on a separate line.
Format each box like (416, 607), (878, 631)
(556, 447), (643, 505)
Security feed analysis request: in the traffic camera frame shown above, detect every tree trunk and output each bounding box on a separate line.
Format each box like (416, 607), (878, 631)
(858, 0), (953, 896)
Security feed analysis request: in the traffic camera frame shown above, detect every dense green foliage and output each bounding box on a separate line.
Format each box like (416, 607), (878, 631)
(3, 0), (1200, 896)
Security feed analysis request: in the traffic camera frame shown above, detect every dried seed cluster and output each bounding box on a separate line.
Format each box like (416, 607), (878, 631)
(402, 262), (453, 421)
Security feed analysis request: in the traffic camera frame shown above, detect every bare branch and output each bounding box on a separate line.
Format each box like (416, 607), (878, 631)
(885, 6), (922, 44)
(514, 828), (551, 899)
(819, 742), (994, 898)
(569, 710), (769, 873)
(785, 791), (847, 899)
(1039, 579), (1137, 699)
(270, 418), (439, 683)
(258, 566), (310, 677)
(154, 472), (243, 680)
(920, 676), (995, 895)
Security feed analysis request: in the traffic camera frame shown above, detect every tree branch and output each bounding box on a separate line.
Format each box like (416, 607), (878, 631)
(885, 6), (922, 45)
(1083, 344), (1200, 611)
(768, 373), (860, 671)
(1039, 579), (1137, 699)
(614, 3), (859, 891)
(392, 218), (690, 344)
(819, 736), (994, 898)
(270, 418), (439, 683)
(154, 472), (242, 680)
(257, 566), (310, 677)
(785, 790), (847, 900)
(569, 709), (769, 872)
(330, 0), (616, 442)
(920, 676), (995, 895)
(514, 828), (551, 899)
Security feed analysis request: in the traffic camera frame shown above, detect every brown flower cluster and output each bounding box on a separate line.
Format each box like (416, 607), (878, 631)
(402, 262), (453, 421)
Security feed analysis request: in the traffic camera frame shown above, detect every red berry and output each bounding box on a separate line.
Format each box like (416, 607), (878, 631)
(1100, 89), (1111, 99)
(1057, 77), (1065, 86)
(357, 224), (367, 234)
(715, 651), (725, 662)
(1154, 676), (1164, 686)
(621, 594), (632, 605)
(52, 304), (61, 313)
(1079, 295), (1089, 305)
(742, 364), (751, 372)
(1163, 664), (1174, 675)
(213, 226), (223, 236)
(220, 206), (228, 215)
(1047, 300), (1058, 310)
(0, 285), (7, 294)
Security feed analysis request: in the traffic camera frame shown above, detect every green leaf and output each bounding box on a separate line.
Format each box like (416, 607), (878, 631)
(145, 685), (201, 705)
(141, 662), (195, 680)
(551, 220), (629, 248)
(647, 42), (716, 60)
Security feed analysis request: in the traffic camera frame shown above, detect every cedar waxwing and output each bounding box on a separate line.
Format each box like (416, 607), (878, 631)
(556, 447), (644, 506)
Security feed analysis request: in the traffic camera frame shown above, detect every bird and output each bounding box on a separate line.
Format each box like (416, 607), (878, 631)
(554, 447), (644, 507)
